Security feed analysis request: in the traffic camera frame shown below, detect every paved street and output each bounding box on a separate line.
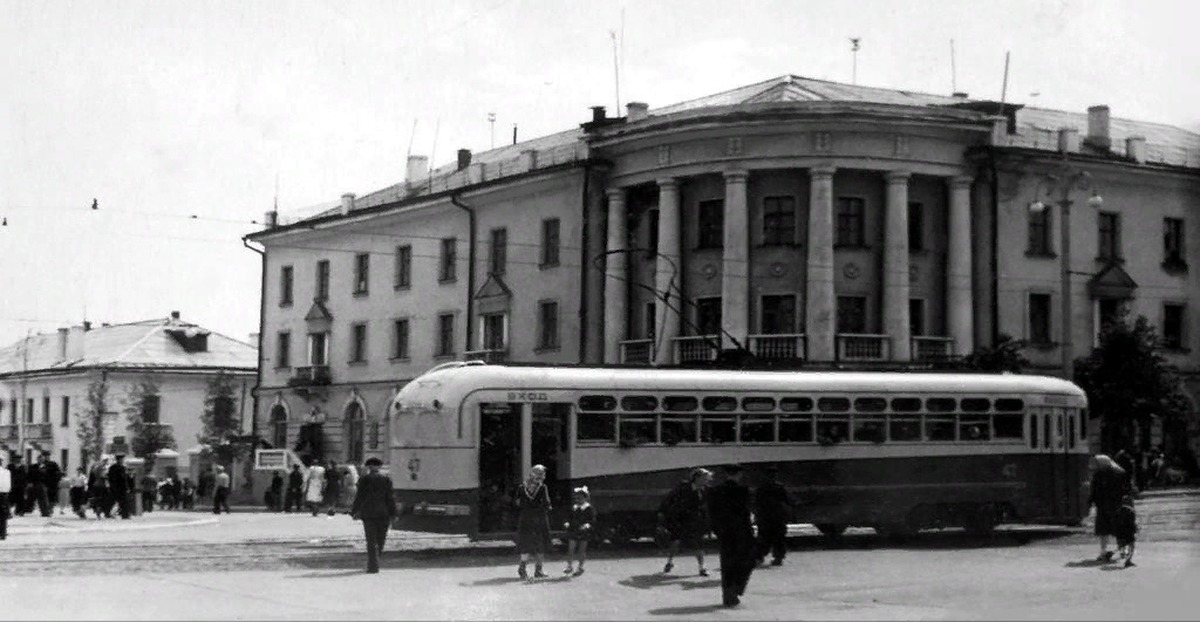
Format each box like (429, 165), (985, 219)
(0, 490), (1197, 620)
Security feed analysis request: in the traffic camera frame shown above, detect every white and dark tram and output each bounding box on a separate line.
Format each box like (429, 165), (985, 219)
(387, 362), (1091, 541)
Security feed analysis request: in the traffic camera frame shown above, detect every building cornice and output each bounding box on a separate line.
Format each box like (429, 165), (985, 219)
(0, 365), (257, 382)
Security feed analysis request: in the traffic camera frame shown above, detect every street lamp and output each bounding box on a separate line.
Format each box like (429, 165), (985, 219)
(1029, 155), (1104, 381)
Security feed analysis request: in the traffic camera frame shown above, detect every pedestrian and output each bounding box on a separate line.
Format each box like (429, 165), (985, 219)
(754, 466), (792, 567)
(284, 464), (304, 513)
(304, 460), (327, 517)
(325, 460), (342, 516)
(180, 478), (195, 510)
(514, 464), (552, 581)
(658, 467), (712, 577)
(268, 471), (284, 512)
(107, 455), (132, 519)
(1087, 454), (1130, 562)
(350, 457), (396, 574)
(69, 467), (88, 518)
(6, 457), (25, 517)
(141, 472), (158, 513)
(88, 458), (112, 519)
(28, 454), (48, 517)
(169, 475), (183, 510)
(1114, 449), (1136, 493)
(39, 452), (63, 517)
(341, 463), (359, 510)
(0, 455), (10, 540)
(1114, 494), (1138, 568)
(212, 466), (231, 514)
(707, 464), (756, 608)
(562, 486), (596, 577)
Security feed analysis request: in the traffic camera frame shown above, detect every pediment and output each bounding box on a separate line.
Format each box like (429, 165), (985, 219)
(1089, 263), (1138, 299)
(304, 299), (334, 322)
(474, 273), (513, 301)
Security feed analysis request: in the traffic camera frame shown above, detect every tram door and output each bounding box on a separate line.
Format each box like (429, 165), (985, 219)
(1061, 408), (1084, 519)
(1037, 406), (1081, 520)
(478, 403), (521, 533)
(530, 403), (572, 512)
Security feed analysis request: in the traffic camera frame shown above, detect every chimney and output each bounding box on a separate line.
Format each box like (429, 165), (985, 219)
(263, 210), (278, 228)
(67, 325), (85, 360)
(57, 328), (69, 361)
(1126, 136), (1146, 163)
(952, 91), (969, 99)
(457, 149), (472, 171)
(406, 155), (429, 184)
(1058, 127), (1081, 153)
(626, 102), (649, 122)
(170, 310), (180, 320)
(340, 193), (356, 215)
(590, 106), (607, 123)
(82, 321), (92, 332)
(1087, 105), (1111, 150)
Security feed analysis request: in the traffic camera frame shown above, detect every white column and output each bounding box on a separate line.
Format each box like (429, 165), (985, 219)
(603, 188), (628, 364)
(654, 178), (682, 366)
(884, 171), (912, 361)
(947, 175), (975, 355)
(722, 170), (750, 351)
(805, 166), (837, 361)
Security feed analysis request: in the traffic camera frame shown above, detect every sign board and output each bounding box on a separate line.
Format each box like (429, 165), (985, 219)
(254, 449), (290, 471)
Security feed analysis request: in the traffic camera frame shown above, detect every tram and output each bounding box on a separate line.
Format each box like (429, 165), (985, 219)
(387, 362), (1090, 541)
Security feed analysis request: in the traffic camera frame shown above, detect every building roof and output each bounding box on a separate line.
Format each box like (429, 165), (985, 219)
(275, 74), (1199, 227)
(0, 316), (258, 377)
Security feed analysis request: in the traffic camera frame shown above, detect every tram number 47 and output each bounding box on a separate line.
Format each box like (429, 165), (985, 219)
(507, 391), (549, 402)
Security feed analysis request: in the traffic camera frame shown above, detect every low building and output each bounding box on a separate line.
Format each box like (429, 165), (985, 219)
(0, 312), (257, 479)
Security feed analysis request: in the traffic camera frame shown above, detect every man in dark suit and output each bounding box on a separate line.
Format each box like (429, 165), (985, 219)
(707, 464), (756, 607)
(39, 452), (64, 517)
(351, 457), (396, 574)
(754, 466), (793, 566)
(107, 455), (132, 519)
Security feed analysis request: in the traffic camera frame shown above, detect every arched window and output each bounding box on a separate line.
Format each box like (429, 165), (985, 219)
(344, 401), (365, 465)
(270, 405), (288, 449)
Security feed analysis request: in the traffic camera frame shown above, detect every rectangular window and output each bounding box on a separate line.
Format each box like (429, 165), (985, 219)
(60, 396), (69, 427)
(646, 209), (660, 257)
(645, 302), (657, 340)
(762, 196), (796, 246)
(437, 314), (455, 356)
(392, 319), (410, 359)
(837, 296), (867, 333)
(907, 202), (924, 251)
(697, 199), (724, 249)
(61, 448), (69, 472)
(482, 313), (506, 351)
(350, 323), (367, 362)
(26, 398), (34, 424)
(760, 295), (797, 334)
(439, 238), (457, 282)
(1099, 299), (1123, 333)
(142, 395), (160, 424)
(353, 253), (370, 295)
(1029, 293), (1052, 345)
(1164, 218), (1186, 266)
(276, 331), (291, 368)
(42, 396), (50, 424)
(1098, 212), (1121, 261)
(538, 301), (560, 350)
(835, 197), (865, 247)
(316, 260), (330, 301)
(1028, 207), (1051, 255)
(909, 299), (925, 337)
(695, 297), (723, 336)
(394, 245), (412, 289)
(540, 218), (560, 267)
(489, 228), (507, 275)
(279, 265), (294, 306)
(308, 332), (328, 366)
(1163, 304), (1185, 350)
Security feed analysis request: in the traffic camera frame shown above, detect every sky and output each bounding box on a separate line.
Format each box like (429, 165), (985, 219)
(1, 0), (1197, 349)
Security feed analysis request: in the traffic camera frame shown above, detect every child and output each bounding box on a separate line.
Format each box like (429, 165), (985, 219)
(563, 486), (596, 577)
(1114, 494), (1138, 568)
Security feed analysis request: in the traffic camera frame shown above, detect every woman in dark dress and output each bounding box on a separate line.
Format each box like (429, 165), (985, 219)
(658, 467), (713, 576)
(515, 464), (552, 580)
(1088, 454), (1130, 562)
(324, 460), (342, 516)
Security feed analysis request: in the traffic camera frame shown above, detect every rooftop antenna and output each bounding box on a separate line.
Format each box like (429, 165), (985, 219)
(488, 112), (496, 149)
(950, 39), (957, 94)
(406, 119), (418, 160)
(609, 28), (621, 111)
(999, 51), (1010, 112)
(273, 172), (279, 212)
(850, 38), (861, 85)
(429, 118), (440, 192)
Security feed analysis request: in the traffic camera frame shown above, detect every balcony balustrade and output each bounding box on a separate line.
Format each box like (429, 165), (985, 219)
(289, 365), (332, 387)
(463, 348), (509, 364)
(0, 424), (18, 441)
(912, 336), (955, 361)
(22, 423), (51, 440)
(747, 333), (807, 361)
(618, 339), (655, 364)
(836, 334), (891, 362)
(672, 335), (722, 364)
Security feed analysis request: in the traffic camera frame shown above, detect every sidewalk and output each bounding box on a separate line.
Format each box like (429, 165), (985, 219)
(1137, 485), (1200, 498)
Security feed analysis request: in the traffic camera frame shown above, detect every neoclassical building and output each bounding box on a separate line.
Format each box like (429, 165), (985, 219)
(248, 75), (1200, 464)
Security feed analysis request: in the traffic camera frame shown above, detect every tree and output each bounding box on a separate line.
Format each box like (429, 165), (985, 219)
(124, 376), (176, 473)
(960, 334), (1030, 373)
(198, 371), (244, 469)
(75, 377), (109, 468)
(1075, 311), (1191, 455)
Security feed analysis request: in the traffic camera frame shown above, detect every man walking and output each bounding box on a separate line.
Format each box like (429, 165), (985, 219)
(0, 455), (11, 540)
(107, 455), (132, 519)
(284, 464), (304, 513)
(707, 464), (756, 608)
(7, 457), (26, 517)
(351, 457), (396, 574)
(39, 452), (63, 517)
(212, 466), (231, 514)
(754, 466), (793, 566)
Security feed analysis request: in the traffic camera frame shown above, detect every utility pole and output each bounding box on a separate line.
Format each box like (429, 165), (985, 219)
(850, 38), (861, 85)
(17, 329), (30, 463)
(488, 113), (496, 149)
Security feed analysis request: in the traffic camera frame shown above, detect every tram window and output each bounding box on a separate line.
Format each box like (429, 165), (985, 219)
(817, 397), (851, 412)
(740, 414), (775, 443)
(578, 395), (616, 411)
(958, 415), (991, 441)
(779, 414), (814, 442)
(1043, 416), (1052, 449)
(742, 397), (776, 412)
(780, 397), (814, 412)
(816, 418), (849, 445)
(891, 397), (922, 412)
(995, 398), (1024, 412)
(925, 416), (956, 441)
(1029, 415), (1039, 449)
(1068, 417), (1076, 449)
(701, 415), (736, 443)
(621, 395), (658, 411)
(702, 396), (738, 412)
(663, 396), (699, 412)
(926, 398), (956, 413)
(577, 412), (616, 442)
(854, 397), (887, 412)
(889, 416), (922, 441)
(619, 415), (657, 445)
(852, 416), (886, 443)
(661, 416), (698, 445)
(961, 398), (991, 413)
(994, 414), (1024, 439)
(1080, 410), (1088, 440)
